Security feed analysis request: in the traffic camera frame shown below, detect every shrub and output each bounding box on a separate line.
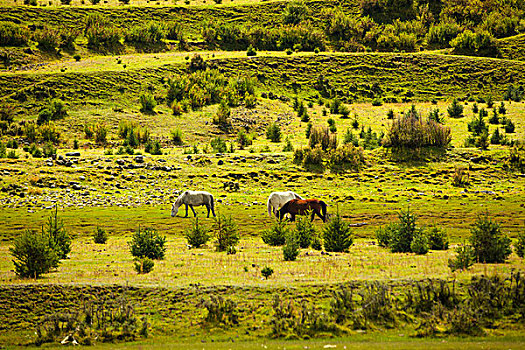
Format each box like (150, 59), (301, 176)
(300, 145), (324, 169)
(448, 243), (475, 272)
(202, 295), (238, 325)
(282, 0), (308, 25)
(188, 53), (206, 71)
(139, 93), (156, 114)
(376, 224), (396, 247)
(283, 231), (300, 261)
(503, 85), (524, 102)
(266, 122), (282, 142)
(328, 144), (365, 173)
(504, 119), (515, 133)
(246, 44), (256, 56)
(44, 207), (71, 260)
(428, 226), (449, 250)
(85, 15), (122, 52)
(516, 229), (525, 258)
(125, 22), (166, 45)
(389, 209), (418, 253)
(309, 126), (337, 150)
(426, 20), (461, 47)
(498, 102), (506, 115)
(468, 109), (488, 136)
(9, 230), (59, 279)
(371, 98), (383, 106)
(323, 210), (352, 253)
(37, 99), (68, 125)
(490, 128), (503, 145)
(469, 213), (512, 263)
(129, 226), (167, 260)
(213, 214), (239, 252)
(294, 214), (315, 248)
(237, 130), (253, 149)
(93, 226), (108, 244)
(262, 220), (289, 246)
(34, 28), (61, 51)
(184, 218), (211, 248)
(73, 54), (81, 61)
(171, 128), (183, 146)
(447, 99), (464, 118)
(411, 230), (429, 255)
(452, 164), (470, 187)
(0, 22), (30, 46)
(145, 139), (162, 155)
(134, 257), (154, 274)
(94, 124), (107, 144)
(213, 100), (230, 127)
(261, 266), (274, 279)
(450, 30), (500, 57)
(210, 136), (227, 153)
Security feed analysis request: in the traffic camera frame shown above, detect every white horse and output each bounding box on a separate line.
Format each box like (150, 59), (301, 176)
(171, 190), (216, 218)
(267, 191), (304, 217)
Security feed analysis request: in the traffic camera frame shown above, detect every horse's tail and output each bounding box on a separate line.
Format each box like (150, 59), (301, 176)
(267, 196), (273, 217)
(320, 200), (327, 220)
(294, 192), (304, 200)
(210, 194), (215, 213)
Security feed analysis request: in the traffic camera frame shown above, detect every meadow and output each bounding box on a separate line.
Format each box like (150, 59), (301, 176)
(1, 0), (525, 347)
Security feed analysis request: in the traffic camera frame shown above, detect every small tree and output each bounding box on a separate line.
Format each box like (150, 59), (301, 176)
(447, 98), (464, 118)
(389, 209), (417, 253)
(294, 214), (316, 248)
(171, 128), (183, 145)
(266, 122), (282, 142)
(283, 231), (300, 261)
(139, 93), (156, 114)
(10, 230), (59, 279)
(184, 218), (211, 248)
(261, 266), (274, 279)
(134, 257), (154, 274)
(448, 243), (475, 272)
(213, 214), (239, 252)
(515, 229), (525, 258)
(44, 207), (71, 260)
(323, 210), (353, 252)
(129, 226), (167, 260)
(469, 213), (511, 263)
(428, 226), (448, 250)
(93, 226), (108, 244)
(411, 230), (429, 255)
(262, 220), (289, 246)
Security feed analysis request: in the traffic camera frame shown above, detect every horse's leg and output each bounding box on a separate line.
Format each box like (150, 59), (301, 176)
(317, 209), (326, 223)
(184, 204), (189, 217)
(206, 204), (210, 218)
(190, 205), (197, 217)
(311, 211), (315, 222)
(291, 214), (295, 222)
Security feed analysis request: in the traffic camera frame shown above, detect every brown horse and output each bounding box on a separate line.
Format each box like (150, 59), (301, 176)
(276, 199), (327, 222)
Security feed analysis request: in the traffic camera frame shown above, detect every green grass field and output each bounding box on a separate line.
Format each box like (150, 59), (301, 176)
(1, 0), (525, 347)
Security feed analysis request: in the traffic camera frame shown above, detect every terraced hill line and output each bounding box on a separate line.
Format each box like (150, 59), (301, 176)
(499, 34), (525, 62)
(1, 53), (524, 111)
(0, 0), (360, 34)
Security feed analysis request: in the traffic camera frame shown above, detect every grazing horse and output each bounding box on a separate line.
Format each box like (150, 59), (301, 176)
(277, 199), (327, 222)
(171, 190), (216, 218)
(267, 191), (304, 217)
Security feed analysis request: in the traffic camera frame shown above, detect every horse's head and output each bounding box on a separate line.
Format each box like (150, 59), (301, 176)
(171, 202), (178, 217)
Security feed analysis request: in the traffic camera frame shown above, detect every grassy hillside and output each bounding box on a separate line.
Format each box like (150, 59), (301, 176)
(499, 34), (525, 62)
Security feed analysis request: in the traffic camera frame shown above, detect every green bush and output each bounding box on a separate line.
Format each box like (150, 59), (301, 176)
(44, 207), (71, 260)
(85, 15), (122, 52)
(10, 230), (59, 279)
(262, 220), (289, 246)
(266, 122), (282, 142)
(213, 100), (230, 127)
(328, 144), (365, 173)
(139, 93), (156, 114)
(261, 266), (274, 279)
(37, 99), (68, 125)
(129, 227), (167, 260)
(282, 0), (308, 25)
(93, 226), (108, 244)
(211, 136), (227, 153)
(504, 119), (515, 133)
(448, 243), (475, 272)
(171, 128), (183, 146)
(450, 30), (499, 57)
(428, 226), (449, 250)
(213, 214), (239, 252)
(323, 210), (353, 253)
(309, 126), (337, 150)
(145, 139), (162, 155)
(469, 213), (511, 263)
(246, 44), (256, 56)
(294, 214), (315, 248)
(283, 231), (300, 261)
(426, 20), (461, 47)
(0, 22), (30, 46)
(125, 22), (166, 45)
(516, 229), (525, 258)
(447, 98), (464, 118)
(411, 230), (429, 255)
(184, 218), (211, 248)
(389, 209), (418, 253)
(376, 224), (396, 248)
(34, 28), (61, 51)
(371, 98), (383, 106)
(134, 257), (154, 274)
(94, 124), (107, 144)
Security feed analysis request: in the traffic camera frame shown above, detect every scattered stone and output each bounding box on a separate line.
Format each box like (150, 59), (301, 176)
(65, 152), (80, 157)
(217, 160), (224, 165)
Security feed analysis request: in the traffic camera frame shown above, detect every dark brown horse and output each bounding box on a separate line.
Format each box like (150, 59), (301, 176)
(276, 199), (327, 222)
